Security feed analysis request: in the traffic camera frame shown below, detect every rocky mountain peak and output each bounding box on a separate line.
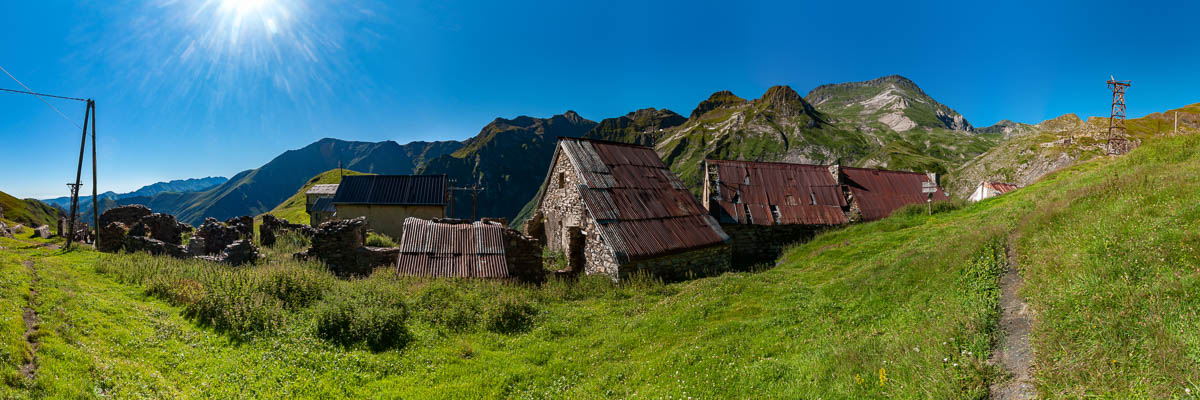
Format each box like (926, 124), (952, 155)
(756, 85), (814, 118)
(689, 90), (748, 119)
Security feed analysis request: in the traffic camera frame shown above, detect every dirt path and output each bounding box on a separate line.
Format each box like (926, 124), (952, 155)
(989, 238), (1035, 399)
(19, 260), (40, 380)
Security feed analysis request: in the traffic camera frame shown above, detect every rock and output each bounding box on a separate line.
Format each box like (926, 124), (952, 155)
(125, 236), (188, 259)
(260, 214), (316, 247)
(99, 205), (152, 227)
(194, 218), (240, 255)
(138, 213), (185, 245)
(0, 221), (11, 238)
(224, 216), (254, 239)
(127, 221), (148, 238)
(97, 222), (129, 253)
(11, 224), (25, 234)
(32, 225), (51, 239)
(186, 236), (207, 257)
(221, 239), (261, 266)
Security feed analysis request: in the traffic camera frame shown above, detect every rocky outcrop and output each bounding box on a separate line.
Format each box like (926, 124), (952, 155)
(99, 205), (152, 227)
(260, 215), (315, 247)
(194, 218), (241, 255)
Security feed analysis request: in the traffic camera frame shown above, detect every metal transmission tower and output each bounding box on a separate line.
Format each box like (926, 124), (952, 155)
(1106, 76), (1132, 154)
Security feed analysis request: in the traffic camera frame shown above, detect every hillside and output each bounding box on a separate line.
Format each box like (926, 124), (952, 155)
(41, 176), (228, 211)
(945, 103), (1200, 196)
(5, 131), (1199, 397)
(0, 190), (60, 227)
(417, 111), (596, 221)
(262, 168), (368, 224)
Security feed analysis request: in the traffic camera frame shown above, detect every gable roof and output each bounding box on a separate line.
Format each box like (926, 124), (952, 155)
(552, 137), (729, 264)
(705, 159), (848, 226)
(306, 184), (339, 196)
(395, 218), (509, 278)
(841, 167), (948, 221)
(332, 175), (447, 206)
(982, 181), (1019, 195)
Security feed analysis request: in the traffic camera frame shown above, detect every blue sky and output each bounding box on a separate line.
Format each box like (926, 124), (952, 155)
(2, 0), (1198, 199)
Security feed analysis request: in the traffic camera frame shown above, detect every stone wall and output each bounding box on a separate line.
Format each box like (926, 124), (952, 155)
(582, 221), (619, 279)
(297, 216), (394, 276)
(100, 205), (152, 227)
(502, 228), (546, 283)
(720, 223), (822, 268)
(621, 244), (732, 282)
(531, 153), (592, 262)
(260, 215), (316, 247)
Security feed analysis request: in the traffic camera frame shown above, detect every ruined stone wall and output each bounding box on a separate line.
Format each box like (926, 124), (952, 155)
(334, 204), (444, 239)
(621, 244), (732, 282)
(502, 228), (546, 283)
(720, 223), (821, 268)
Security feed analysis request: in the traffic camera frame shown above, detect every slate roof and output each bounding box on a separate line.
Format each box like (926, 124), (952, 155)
(841, 167), (949, 221)
(331, 175), (447, 206)
(311, 197), (335, 213)
(705, 159), (848, 226)
(395, 218), (508, 278)
(305, 184), (339, 196)
(551, 138), (729, 264)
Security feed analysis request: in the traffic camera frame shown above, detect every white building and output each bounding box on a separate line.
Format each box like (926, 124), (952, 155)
(968, 181), (1019, 202)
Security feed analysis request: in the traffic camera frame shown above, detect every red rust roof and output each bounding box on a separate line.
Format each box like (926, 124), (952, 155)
(395, 218), (508, 278)
(705, 159), (849, 226)
(841, 167), (948, 221)
(557, 138), (729, 264)
(984, 182), (1019, 195)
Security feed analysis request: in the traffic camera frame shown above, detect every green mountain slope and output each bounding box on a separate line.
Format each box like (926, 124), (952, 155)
(262, 169), (368, 224)
(0, 190), (61, 227)
(582, 107), (685, 146)
(945, 103), (1200, 196)
(417, 111), (596, 221)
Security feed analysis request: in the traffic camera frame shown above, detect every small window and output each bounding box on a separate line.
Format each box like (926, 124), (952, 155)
(770, 205), (781, 224)
(744, 204), (753, 224)
(557, 172), (566, 188)
(810, 192), (817, 205)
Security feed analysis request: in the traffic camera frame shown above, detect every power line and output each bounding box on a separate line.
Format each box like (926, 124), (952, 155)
(0, 64), (84, 129)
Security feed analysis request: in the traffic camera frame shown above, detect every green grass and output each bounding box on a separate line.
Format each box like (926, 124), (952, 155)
(261, 169), (367, 224)
(4, 134), (1200, 397)
(0, 191), (60, 228)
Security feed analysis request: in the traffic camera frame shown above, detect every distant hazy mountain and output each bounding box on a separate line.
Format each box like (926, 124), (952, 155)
(42, 177), (228, 210)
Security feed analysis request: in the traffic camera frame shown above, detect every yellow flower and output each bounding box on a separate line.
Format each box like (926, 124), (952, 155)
(878, 367), (888, 386)
(855, 374), (863, 385)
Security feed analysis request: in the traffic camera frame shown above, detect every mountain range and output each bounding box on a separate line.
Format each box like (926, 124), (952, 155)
(29, 74), (1195, 228)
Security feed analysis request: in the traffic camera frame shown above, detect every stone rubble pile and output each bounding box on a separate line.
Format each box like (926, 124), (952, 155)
(96, 206), (259, 265)
(295, 217), (395, 276)
(259, 214), (315, 247)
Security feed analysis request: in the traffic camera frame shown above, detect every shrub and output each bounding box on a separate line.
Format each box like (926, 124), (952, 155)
(315, 284), (412, 351)
(484, 295), (538, 334)
(411, 280), (482, 332)
(184, 270), (285, 338)
(256, 265), (334, 310)
(365, 232), (398, 248)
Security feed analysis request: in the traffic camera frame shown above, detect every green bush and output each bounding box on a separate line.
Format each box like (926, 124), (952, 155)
(411, 280), (482, 332)
(365, 232), (398, 248)
(256, 265), (333, 310)
(315, 284), (412, 351)
(484, 295), (537, 334)
(185, 274), (286, 339)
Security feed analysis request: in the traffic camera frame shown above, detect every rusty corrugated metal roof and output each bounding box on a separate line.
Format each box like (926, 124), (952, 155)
(985, 182), (1019, 195)
(557, 138), (729, 264)
(705, 159), (849, 226)
(332, 175), (447, 206)
(395, 217), (508, 278)
(841, 167), (948, 221)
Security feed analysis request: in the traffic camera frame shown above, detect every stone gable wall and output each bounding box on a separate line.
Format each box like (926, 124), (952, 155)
(538, 153), (591, 255)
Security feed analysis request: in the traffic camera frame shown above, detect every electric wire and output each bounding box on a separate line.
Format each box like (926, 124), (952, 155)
(0, 64), (84, 129)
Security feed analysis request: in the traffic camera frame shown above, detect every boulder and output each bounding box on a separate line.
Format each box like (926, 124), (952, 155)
(99, 205), (152, 227)
(97, 222), (129, 253)
(221, 239), (261, 266)
(32, 225), (51, 239)
(0, 221), (11, 238)
(11, 224), (25, 234)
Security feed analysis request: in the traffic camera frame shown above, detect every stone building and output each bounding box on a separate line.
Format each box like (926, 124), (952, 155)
(395, 217), (545, 282)
(968, 181), (1019, 202)
(331, 175), (448, 239)
(526, 138), (731, 281)
(702, 159), (850, 266)
(310, 197), (336, 227)
(305, 185), (338, 212)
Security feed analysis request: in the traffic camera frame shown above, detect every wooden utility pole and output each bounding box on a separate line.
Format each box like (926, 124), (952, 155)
(67, 100), (95, 249)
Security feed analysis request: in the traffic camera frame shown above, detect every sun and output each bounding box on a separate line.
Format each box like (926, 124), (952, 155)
(218, 0), (274, 18)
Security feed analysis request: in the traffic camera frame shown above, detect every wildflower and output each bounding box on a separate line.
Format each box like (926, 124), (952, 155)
(878, 367), (888, 386)
(943, 358), (948, 362)
(855, 374), (863, 385)
(913, 347), (920, 353)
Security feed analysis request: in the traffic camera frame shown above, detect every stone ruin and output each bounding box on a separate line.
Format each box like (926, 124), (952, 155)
(295, 217), (398, 276)
(225, 215), (254, 239)
(32, 225), (52, 239)
(96, 205), (260, 265)
(259, 214), (315, 247)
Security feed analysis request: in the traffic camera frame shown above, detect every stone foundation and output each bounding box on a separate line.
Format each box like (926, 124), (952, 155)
(720, 224), (823, 268)
(621, 244), (732, 282)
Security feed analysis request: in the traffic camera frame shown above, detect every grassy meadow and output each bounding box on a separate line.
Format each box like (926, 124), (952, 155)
(0, 134), (1199, 397)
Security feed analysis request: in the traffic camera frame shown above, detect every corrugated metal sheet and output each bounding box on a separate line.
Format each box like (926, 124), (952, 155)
(985, 182), (1019, 195)
(706, 159), (849, 226)
(311, 197), (336, 213)
(395, 217), (508, 278)
(559, 138), (729, 264)
(841, 167), (949, 221)
(332, 175), (447, 205)
(305, 184), (339, 196)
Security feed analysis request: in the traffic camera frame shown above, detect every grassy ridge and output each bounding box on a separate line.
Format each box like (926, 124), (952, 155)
(262, 169), (366, 224)
(0, 191), (60, 228)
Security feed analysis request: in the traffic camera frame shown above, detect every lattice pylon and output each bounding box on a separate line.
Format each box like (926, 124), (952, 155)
(1107, 77), (1131, 153)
